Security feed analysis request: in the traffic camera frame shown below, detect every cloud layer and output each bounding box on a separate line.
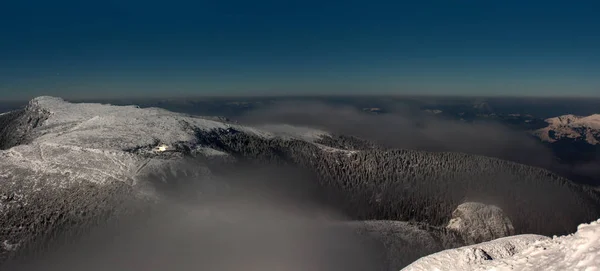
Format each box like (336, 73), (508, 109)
(6, 164), (385, 271)
(238, 101), (599, 185)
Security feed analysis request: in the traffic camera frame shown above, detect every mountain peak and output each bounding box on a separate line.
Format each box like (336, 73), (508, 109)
(27, 96), (66, 109)
(546, 114), (600, 129)
(533, 113), (600, 145)
(29, 96), (65, 103)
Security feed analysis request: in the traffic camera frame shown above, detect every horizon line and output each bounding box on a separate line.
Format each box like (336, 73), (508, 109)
(2, 92), (600, 103)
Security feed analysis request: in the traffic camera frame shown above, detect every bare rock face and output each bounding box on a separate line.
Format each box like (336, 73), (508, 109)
(446, 202), (515, 244)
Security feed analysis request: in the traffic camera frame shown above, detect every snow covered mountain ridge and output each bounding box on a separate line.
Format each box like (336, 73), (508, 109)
(403, 218), (600, 271)
(25, 96), (327, 149)
(1, 96), (329, 187)
(533, 114), (600, 145)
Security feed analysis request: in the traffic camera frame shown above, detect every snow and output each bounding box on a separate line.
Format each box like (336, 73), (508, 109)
(23, 97), (328, 151)
(28, 97), (239, 150)
(0, 142), (142, 187)
(403, 218), (600, 271)
(314, 143), (360, 156)
(0, 97), (331, 191)
(446, 202), (515, 243)
(579, 114), (600, 129)
(545, 114), (600, 129)
(533, 114), (600, 145)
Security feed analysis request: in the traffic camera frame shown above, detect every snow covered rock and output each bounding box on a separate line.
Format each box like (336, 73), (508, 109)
(534, 114), (600, 145)
(446, 202), (515, 244)
(403, 218), (600, 271)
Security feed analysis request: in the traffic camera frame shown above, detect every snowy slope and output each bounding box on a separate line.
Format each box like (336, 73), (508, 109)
(403, 218), (600, 271)
(27, 96), (327, 150)
(0, 97), (329, 188)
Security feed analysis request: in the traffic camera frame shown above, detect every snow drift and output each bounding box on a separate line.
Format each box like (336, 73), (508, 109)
(404, 218), (600, 271)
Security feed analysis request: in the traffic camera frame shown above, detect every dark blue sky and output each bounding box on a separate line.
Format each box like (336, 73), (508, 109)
(1, 0), (599, 100)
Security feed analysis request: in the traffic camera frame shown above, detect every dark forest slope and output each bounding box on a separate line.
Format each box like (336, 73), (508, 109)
(193, 129), (600, 236)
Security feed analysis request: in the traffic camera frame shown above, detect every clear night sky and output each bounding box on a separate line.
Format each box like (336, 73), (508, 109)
(1, 0), (599, 100)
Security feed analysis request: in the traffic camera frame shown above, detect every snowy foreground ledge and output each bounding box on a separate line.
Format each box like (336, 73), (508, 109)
(403, 218), (600, 271)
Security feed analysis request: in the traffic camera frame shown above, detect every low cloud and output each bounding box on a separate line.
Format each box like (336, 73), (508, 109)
(239, 101), (555, 165)
(238, 101), (599, 184)
(6, 164), (385, 271)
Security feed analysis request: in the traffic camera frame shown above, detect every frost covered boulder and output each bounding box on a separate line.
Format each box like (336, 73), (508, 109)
(446, 202), (515, 244)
